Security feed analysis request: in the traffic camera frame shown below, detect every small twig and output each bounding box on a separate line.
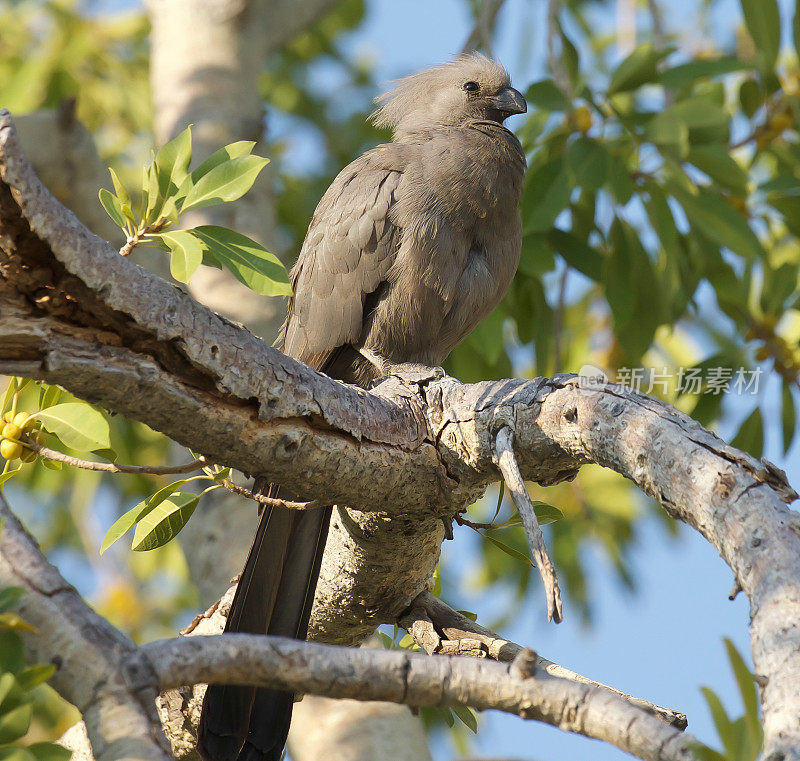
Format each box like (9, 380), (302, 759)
(22, 438), (209, 475)
(220, 478), (316, 511)
(494, 426), (563, 623)
(119, 219), (167, 256)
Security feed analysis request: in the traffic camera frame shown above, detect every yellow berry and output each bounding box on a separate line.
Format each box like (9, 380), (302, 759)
(2, 423), (21, 441)
(2, 412), (12, 423)
(29, 430), (45, 446)
(574, 105), (593, 134)
(13, 412), (34, 431)
(1, 439), (22, 461)
(20, 447), (36, 463)
(771, 113), (793, 132)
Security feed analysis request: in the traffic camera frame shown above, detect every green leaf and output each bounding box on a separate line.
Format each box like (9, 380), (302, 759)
(39, 385), (62, 410)
(524, 79), (570, 112)
(452, 705), (478, 733)
(483, 534), (534, 567)
(156, 125), (193, 198)
(739, 78), (763, 119)
(782, 382), (797, 455)
(566, 137), (609, 192)
(0, 378), (18, 416)
(701, 686), (737, 760)
(608, 43), (666, 95)
(98, 189), (127, 230)
(0, 748), (36, 761)
(723, 639), (760, 734)
(0, 672), (18, 709)
(548, 229), (603, 281)
(456, 609), (478, 621)
(100, 479), (191, 554)
(688, 145), (749, 196)
(32, 403), (110, 452)
(182, 155), (269, 212)
(0, 587), (24, 614)
(131, 492), (200, 551)
(27, 744), (72, 761)
(191, 226), (292, 296)
(521, 159), (571, 233)
(0, 468), (22, 489)
(658, 56), (748, 90)
(144, 155), (161, 224)
(154, 230), (206, 283)
(731, 407), (764, 459)
(740, 0), (781, 71)
(646, 112), (689, 156)
(688, 741), (728, 761)
(15, 664), (56, 691)
(377, 631), (394, 650)
(108, 168), (133, 213)
(0, 703), (32, 744)
(191, 141), (256, 183)
(671, 185), (764, 261)
(531, 501), (563, 525)
(0, 630), (24, 673)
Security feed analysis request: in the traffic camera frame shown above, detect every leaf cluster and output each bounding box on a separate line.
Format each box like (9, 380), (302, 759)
(99, 126), (291, 296)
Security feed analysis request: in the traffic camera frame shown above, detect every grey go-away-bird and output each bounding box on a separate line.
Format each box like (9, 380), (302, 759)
(198, 53), (528, 761)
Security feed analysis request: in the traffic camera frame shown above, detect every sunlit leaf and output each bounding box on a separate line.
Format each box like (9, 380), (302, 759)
(100, 479), (192, 554)
(156, 124), (192, 197)
(33, 403), (110, 452)
(98, 189), (127, 230)
(131, 492), (200, 551)
(191, 141), (256, 183)
(153, 230), (206, 283)
(182, 155), (269, 212)
(191, 226), (292, 296)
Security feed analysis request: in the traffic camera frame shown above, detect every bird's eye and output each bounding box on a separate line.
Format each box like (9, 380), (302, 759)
(463, 81), (480, 93)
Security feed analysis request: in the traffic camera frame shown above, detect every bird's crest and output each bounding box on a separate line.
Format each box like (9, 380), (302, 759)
(371, 53), (511, 133)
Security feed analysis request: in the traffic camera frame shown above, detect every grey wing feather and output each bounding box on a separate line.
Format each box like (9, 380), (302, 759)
(280, 148), (405, 370)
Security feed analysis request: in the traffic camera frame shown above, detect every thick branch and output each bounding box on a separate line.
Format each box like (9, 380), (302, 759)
(132, 634), (696, 761)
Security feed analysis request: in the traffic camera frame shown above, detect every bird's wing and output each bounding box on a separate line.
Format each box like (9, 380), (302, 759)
(279, 147), (406, 371)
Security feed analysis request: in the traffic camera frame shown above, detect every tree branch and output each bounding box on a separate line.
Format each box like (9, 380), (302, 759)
(132, 634), (697, 761)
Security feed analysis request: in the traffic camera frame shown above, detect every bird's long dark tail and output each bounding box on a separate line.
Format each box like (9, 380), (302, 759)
(197, 495), (332, 761)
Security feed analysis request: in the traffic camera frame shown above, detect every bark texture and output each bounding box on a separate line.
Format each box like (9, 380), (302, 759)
(1, 111), (799, 761)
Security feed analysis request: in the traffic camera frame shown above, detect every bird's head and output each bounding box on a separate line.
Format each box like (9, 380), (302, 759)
(372, 53), (527, 138)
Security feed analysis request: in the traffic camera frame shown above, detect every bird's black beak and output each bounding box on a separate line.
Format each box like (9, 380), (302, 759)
(491, 86), (527, 116)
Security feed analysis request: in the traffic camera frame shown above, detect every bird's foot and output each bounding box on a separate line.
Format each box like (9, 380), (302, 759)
(385, 363), (446, 384)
